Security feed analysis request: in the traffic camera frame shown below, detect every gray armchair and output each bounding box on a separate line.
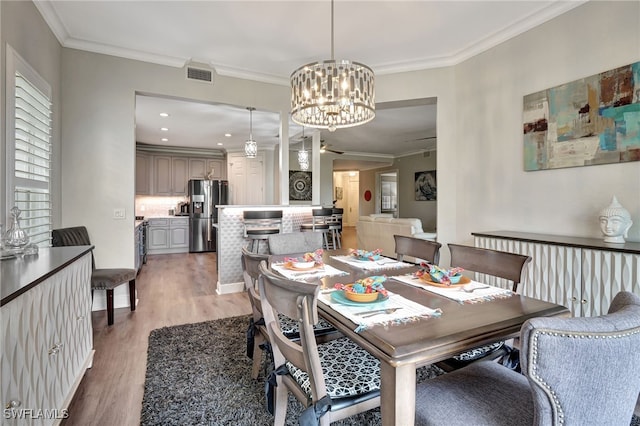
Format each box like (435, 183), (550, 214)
(415, 291), (640, 425)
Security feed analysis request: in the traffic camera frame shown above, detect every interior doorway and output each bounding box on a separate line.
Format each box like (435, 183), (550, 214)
(333, 171), (359, 227)
(377, 171), (398, 218)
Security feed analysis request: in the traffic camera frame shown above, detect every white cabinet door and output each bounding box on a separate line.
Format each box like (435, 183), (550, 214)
(207, 159), (225, 179)
(135, 153), (151, 195)
(154, 156), (172, 195)
(189, 158), (207, 179)
(170, 227), (189, 248)
(171, 157), (189, 196)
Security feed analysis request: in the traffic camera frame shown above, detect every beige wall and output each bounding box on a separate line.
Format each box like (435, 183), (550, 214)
(1, 1), (62, 227)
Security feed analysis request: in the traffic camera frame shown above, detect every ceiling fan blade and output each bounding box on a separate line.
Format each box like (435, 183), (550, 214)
(327, 148), (344, 154)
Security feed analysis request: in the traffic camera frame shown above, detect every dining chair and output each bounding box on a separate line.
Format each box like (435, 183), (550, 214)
(52, 226), (136, 326)
(437, 243), (532, 371)
(267, 232), (323, 255)
(393, 234), (442, 264)
(258, 261), (381, 426)
(241, 248), (336, 380)
(415, 291), (640, 426)
(300, 208), (333, 249)
(243, 210), (283, 253)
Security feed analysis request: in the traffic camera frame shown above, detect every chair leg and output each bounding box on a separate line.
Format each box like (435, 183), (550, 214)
(129, 279), (136, 311)
(106, 289), (114, 326)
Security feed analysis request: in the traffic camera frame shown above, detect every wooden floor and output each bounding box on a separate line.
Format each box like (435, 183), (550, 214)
(62, 226), (356, 426)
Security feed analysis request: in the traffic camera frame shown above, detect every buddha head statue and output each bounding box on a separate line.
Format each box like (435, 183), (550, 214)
(599, 196), (632, 244)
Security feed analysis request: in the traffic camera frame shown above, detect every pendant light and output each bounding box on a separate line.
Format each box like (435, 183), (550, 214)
(298, 127), (309, 170)
(290, 0), (375, 132)
(244, 107), (257, 158)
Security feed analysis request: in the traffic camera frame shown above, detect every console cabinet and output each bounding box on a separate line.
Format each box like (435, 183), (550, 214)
(473, 231), (640, 317)
(1, 250), (93, 425)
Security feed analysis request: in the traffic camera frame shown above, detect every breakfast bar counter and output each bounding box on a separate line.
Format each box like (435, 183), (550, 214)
(215, 205), (321, 294)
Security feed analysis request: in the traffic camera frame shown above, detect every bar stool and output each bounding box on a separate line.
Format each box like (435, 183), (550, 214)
(243, 210), (282, 253)
(328, 208), (343, 249)
(300, 208), (333, 249)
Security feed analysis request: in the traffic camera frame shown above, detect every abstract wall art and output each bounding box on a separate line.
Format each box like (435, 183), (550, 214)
(523, 61), (640, 171)
(289, 171), (312, 201)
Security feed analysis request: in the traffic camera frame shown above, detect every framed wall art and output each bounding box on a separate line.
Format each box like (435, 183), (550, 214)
(523, 61), (640, 171)
(289, 171), (312, 201)
(415, 170), (436, 201)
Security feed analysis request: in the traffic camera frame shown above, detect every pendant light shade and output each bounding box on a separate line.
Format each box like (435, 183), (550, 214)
(244, 107), (257, 158)
(290, 0), (375, 132)
(297, 127), (309, 169)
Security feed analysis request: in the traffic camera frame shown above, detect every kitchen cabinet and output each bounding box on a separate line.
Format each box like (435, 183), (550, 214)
(473, 231), (640, 317)
(2, 249), (93, 426)
(147, 217), (189, 254)
(135, 152), (151, 195)
(189, 158), (226, 180)
(154, 156), (188, 196)
(136, 150), (226, 195)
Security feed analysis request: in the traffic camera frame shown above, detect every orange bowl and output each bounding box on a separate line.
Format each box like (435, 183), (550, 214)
(343, 284), (379, 303)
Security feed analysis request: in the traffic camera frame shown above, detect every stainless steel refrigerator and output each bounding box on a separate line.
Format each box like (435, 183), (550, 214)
(188, 179), (228, 252)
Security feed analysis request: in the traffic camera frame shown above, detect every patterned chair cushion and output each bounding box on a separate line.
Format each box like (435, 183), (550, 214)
(452, 341), (504, 362)
(286, 337), (380, 399)
(278, 314), (334, 338)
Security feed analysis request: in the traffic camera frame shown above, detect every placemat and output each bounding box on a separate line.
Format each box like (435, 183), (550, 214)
(330, 255), (412, 271)
(319, 289), (442, 332)
(271, 262), (348, 280)
(392, 274), (514, 304)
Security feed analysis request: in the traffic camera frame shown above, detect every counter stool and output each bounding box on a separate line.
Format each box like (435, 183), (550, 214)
(328, 208), (343, 249)
(243, 210), (282, 253)
(300, 208), (333, 249)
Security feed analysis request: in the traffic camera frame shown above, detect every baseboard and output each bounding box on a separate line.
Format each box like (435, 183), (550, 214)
(217, 280), (244, 294)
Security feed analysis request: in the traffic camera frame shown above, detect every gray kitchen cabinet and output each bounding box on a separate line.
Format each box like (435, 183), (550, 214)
(135, 152), (151, 195)
(153, 156), (189, 196)
(147, 217), (189, 254)
(190, 158), (226, 180)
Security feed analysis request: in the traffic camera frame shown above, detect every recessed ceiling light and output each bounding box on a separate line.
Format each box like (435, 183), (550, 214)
(217, 142), (223, 146)
(159, 112), (169, 117)
(224, 133), (232, 137)
(160, 127), (169, 131)
(161, 138), (168, 142)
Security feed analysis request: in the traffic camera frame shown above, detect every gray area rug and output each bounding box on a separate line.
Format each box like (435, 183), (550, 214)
(141, 315), (640, 426)
(140, 315), (445, 425)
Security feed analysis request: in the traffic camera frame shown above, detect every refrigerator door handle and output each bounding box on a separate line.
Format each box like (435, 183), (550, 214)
(207, 221), (211, 242)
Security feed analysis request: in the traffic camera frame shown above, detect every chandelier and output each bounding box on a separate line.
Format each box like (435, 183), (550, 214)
(244, 107), (257, 158)
(290, 0), (375, 132)
(298, 127), (309, 170)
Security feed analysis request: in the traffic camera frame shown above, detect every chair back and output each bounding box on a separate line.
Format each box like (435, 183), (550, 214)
(394, 234), (442, 264)
(520, 291), (640, 425)
(268, 232), (323, 255)
(241, 247), (269, 316)
(52, 226), (96, 269)
(448, 243), (531, 292)
(258, 262), (327, 400)
(310, 208), (333, 228)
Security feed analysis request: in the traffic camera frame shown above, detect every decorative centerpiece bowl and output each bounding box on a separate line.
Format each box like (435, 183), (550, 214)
(415, 262), (466, 286)
(292, 260), (315, 269)
(335, 275), (388, 303)
(285, 249), (324, 269)
(350, 248), (382, 261)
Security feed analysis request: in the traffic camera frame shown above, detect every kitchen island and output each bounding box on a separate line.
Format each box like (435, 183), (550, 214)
(1, 246), (94, 425)
(215, 205), (321, 294)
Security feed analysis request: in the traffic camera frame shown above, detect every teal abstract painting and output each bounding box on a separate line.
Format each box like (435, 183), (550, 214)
(523, 61), (640, 171)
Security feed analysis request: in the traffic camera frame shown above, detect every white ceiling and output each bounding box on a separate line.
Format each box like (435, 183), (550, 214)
(36, 0), (584, 157)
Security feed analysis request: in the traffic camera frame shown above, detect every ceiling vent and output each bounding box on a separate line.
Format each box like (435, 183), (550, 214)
(186, 66), (213, 84)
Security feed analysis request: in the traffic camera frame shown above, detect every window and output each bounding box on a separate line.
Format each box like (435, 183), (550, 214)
(6, 46), (52, 246)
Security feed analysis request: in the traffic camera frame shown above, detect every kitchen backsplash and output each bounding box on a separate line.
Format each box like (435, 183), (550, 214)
(136, 195), (188, 217)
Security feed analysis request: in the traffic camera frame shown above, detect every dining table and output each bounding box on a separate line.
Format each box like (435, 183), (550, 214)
(269, 248), (571, 426)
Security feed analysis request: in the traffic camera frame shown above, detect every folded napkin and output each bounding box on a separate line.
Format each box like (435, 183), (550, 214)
(271, 263), (348, 281)
(392, 274), (514, 304)
(330, 255), (412, 271)
(318, 290), (442, 333)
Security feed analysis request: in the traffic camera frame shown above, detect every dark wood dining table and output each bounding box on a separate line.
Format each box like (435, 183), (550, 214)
(269, 249), (570, 426)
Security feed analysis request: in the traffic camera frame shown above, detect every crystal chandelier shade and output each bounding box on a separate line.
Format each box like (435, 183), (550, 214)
(244, 107), (257, 158)
(290, 0), (375, 132)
